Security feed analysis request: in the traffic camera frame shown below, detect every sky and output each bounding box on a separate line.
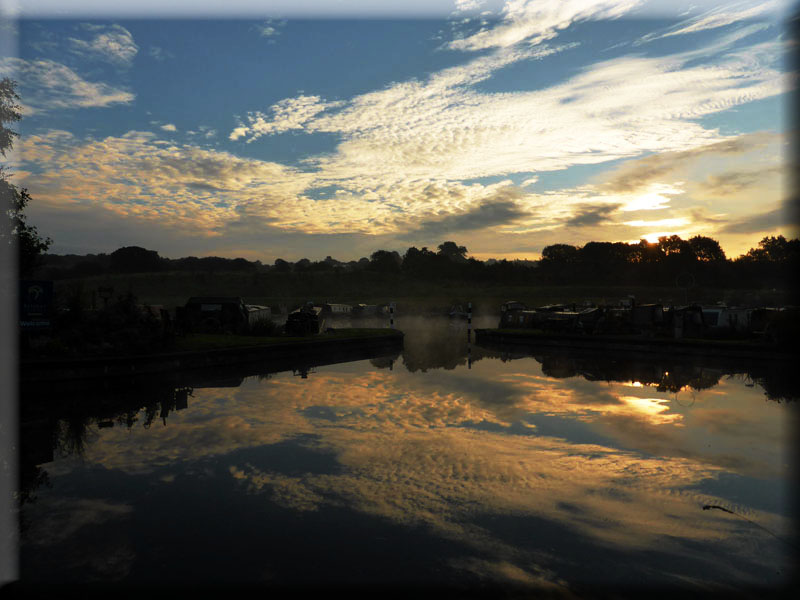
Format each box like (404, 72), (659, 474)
(0, 1), (797, 261)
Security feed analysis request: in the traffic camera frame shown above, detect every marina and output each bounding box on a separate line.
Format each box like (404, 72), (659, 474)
(478, 299), (799, 359)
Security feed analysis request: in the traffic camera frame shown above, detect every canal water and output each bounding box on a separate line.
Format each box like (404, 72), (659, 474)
(16, 316), (798, 594)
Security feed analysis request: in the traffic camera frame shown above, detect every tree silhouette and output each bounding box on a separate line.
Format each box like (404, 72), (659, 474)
(1, 78), (52, 277)
(109, 246), (164, 273)
(541, 243), (579, 264)
(274, 258), (291, 272)
(689, 236), (726, 262)
(632, 239), (662, 264)
(402, 246), (438, 277)
(657, 235), (692, 257)
(437, 241), (468, 262)
(0, 78), (21, 155)
(744, 235), (794, 262)
(369, 249), (402, 273)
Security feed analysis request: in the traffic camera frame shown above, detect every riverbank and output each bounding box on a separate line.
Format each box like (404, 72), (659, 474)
(20, 328), (404, 384)
(474, 328), (796, 360)
(48, 271), (797, 317)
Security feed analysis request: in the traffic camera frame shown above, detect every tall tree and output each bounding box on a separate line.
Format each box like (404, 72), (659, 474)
(368, 249), (402, 273)
(2, 182), (52, 277)
(541, 243), (579, 264)
(1, 78), (52, 277)
(688, 235), (726, 262)
(657, 235), (693, 258)
(0, 77), (21, 155)
(744, 235), (791, 262)
(437, 241), (468, 262)
(630, 239), (661, 263)
(109, 246), (164, 273)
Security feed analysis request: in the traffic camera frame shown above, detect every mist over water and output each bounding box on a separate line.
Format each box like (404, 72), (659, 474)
(17, 316), (797, 594)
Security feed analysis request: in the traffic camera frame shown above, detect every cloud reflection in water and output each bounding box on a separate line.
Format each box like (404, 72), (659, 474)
(31, 355), (794, 588)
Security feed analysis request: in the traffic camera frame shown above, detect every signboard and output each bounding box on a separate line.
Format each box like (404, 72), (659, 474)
(19, 280), (54, 328)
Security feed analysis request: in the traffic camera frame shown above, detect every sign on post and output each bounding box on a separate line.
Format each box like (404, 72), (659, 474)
(19, 280), (54, 329)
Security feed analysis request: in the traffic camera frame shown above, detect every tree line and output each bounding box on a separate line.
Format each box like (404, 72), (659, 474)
(31, 235), (800, 291)
(537, 235), (799, 289)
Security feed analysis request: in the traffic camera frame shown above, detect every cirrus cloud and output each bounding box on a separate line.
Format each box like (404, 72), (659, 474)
(0, 57), (134, 112)
(230, 33), (788, 193)
(448, 0), (643, 51)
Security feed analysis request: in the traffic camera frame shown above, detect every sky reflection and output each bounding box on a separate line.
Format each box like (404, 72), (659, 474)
(20, 351), (796, 591)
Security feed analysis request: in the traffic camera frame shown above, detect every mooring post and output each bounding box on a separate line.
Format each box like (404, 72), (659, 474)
(467, 301), (472, 341)
(467, 340), (472, 370)
(389, 302), (395, 329)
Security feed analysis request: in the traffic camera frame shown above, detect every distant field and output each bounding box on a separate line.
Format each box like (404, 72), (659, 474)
(51, 270), (794, 315)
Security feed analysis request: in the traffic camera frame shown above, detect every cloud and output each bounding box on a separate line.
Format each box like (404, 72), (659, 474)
(254, 19), (286, 39)
(19, 122), (788, 256)
(698, 166), (783, 196)
(638, 0), (781, 44)
(228, 42), (568, 149)
(596, 132), (782, 195)
(0, 57), (134, 111)
(187, 126), (217, 139)
(448, 0), (643, 51)
(69, 24), (139, 66)
(402, 192), (530, 239)
(160, 123), (177, 132)
(564, 204), (619, 227)
(230, 95), (345, 141)
(230, 34), (786, 194)
(687, 207), (730, 226)
(564, 203), (619, 227)
(454, 0), (486, 12)
(720, 207), (787, 233)
(21, 130), (508, 238)
(17, 129), (314, 234)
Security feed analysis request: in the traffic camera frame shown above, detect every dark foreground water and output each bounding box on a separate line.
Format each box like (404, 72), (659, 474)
(16, 317), (798, 596)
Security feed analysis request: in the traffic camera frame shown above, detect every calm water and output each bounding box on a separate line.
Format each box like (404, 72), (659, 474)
(17, 316), (798, 594)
